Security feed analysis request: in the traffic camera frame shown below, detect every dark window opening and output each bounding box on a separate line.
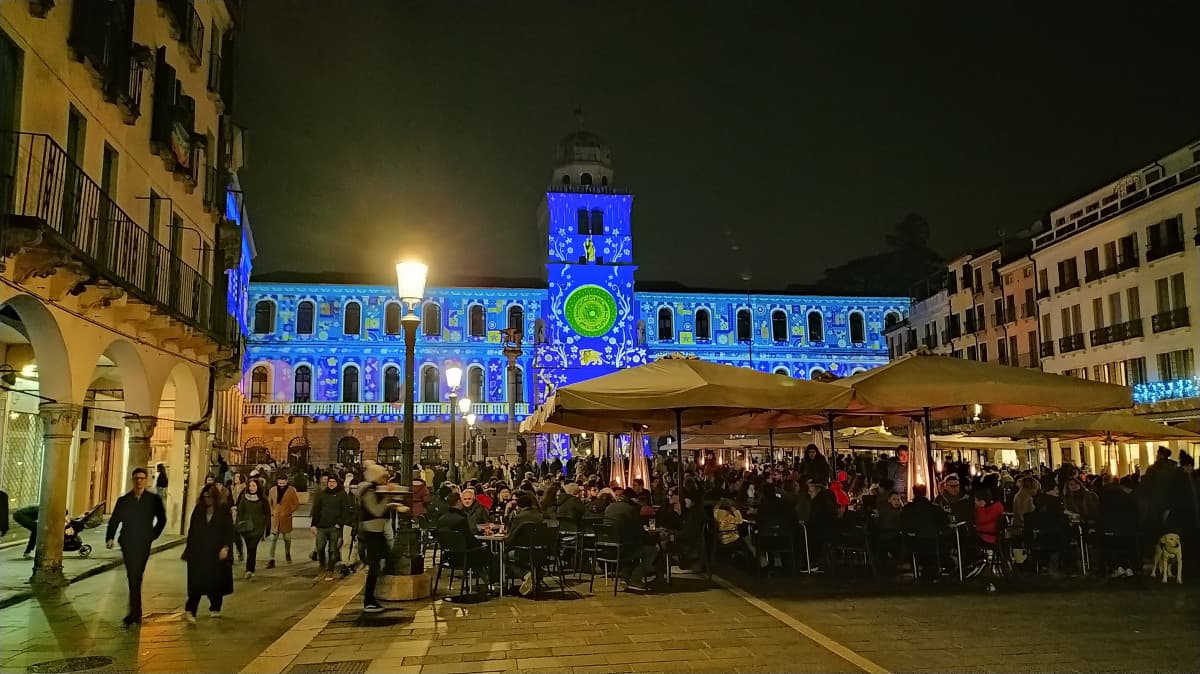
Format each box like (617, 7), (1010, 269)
(343, 301), (361, 335)
(342, 365), (359, 403)
(293, 365), (311, 403)
(737, 308), (752, 343)
(296, 300), (314, 335)
(658, 307), (674, 341)
(384, 303), (401, 335)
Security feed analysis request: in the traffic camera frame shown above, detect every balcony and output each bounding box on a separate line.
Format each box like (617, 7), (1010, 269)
(1090, 318), (1145, 346)
(184, 4), (204, 67)
(0, 132), (233, 345)
(68, 0), (143, 124)
(243, 401), (532, 421)
(1040, 340), (1055, 358)
(203, 165), (222, 213)
(1146, 238), (1185, 263)
(160, 0), (203, 68)
(1151, 307), (1190, 333)
(207, 50), (222, 95)
(1058, 333), (1085, 354)
(1022, 302), (1036, 319)
(921, 335), (937, 349)
(1054, 277), (1080, 294)
(1036, 288), (1050, 300)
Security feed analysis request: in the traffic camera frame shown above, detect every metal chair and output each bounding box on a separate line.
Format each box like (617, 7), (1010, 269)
(433, 529), (480, 597)
(589, 523), (623, 595)
(754, 523), (799, 576)
(509, 522), (568, 598)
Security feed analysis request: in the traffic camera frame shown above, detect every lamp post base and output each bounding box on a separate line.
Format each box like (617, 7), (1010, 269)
(376, 570), (433, 601)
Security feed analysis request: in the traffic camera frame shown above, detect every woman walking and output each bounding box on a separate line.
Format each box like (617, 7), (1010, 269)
(230, 473), (247, 562)
(235, 478), (270, 580)
(182, 484), (235, 623)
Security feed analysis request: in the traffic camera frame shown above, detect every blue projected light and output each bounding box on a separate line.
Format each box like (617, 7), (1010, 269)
(243, 183), (906, 461)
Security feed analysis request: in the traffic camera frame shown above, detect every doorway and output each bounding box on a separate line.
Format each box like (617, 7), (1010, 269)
(90, 427), (114, 512)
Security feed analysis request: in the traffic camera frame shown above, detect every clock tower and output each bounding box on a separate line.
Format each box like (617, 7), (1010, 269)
(534, 126), (645, 414)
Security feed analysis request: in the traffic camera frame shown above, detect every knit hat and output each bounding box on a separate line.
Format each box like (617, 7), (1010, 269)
(364, 464), (388, 484)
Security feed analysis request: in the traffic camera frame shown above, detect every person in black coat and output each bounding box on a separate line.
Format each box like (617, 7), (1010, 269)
(900, 484), (948, 579)
(182, 484), (235, 622)
(106, 467), (167, 626)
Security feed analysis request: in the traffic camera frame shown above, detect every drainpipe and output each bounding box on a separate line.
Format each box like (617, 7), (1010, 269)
(180, 363), (217, 535)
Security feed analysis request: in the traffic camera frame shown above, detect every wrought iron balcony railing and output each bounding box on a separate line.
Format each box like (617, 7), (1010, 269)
(1151, 307), (1190, 333)
(0, 132), (234, 344)
(1146, 238), (1185, 263)
(1090, 318), (1144, 346)
(1040, 340), (1055, 358)
(1058, 333), (1085, 354)
(243, 401), (532, 419)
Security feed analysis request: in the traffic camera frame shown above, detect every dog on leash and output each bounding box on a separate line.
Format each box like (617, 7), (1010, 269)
(1151, 533), (1183, 584)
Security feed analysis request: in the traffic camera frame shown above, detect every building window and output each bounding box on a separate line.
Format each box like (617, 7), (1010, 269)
(884, 311), (900, 330)
(807, 311), (824, 343)
(658, 307), (674, 341)
(1157, 349), (1195, 380)
(580, 172), (593, 185)
(294, 365), (311, 403)
(250, 365), (269, 403)
(468, 304), (485, 337)
(421, 365), (440, 402)
(810, 367), (826, 380)
(384, 302), (401, 335)
(736, 308), (752, 343)
(774, 366), (790, 376)
(296, 300), (314, 335)
(253, 300), (274, 334)
(561, 174), (570, 185)
(509, 366), (524, 403)
(467, 365), (485, 403)
(343, 301), (361, 335)
(507, 305), (524, 335)
(342, 365), (359, 403)
(576, 209), (589, 234)
(771, 310), (788, 342)
(383, 365), (401, 403)
(590, 209), (604, 235)
(422, 303), (441, 336)
(695, 308), (711, 341)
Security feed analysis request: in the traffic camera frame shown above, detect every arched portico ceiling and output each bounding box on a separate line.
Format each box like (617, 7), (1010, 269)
(0, 295), (73, 403)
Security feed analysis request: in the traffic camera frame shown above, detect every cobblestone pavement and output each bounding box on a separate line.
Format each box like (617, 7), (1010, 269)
(0, 527), (342, 673)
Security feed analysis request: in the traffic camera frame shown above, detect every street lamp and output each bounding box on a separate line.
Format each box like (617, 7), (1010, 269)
(445, 366), (462, 479)
(395, 261), (427, 492)
(458, 396), (471, 468)
(465, 412), (477, 462)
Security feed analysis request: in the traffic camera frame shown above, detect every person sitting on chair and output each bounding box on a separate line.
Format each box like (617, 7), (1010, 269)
(504, 493), (544, 596)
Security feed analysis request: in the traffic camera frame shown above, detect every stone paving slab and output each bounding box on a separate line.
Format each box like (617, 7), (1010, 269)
(282, 574), (860, 674)
(0, 527), (185, 608)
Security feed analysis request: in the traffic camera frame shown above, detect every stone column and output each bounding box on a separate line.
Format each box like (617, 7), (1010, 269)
(1049, 440), (1063, 470)
(31, 403), (82, 588)
(124, 414), (158, 476)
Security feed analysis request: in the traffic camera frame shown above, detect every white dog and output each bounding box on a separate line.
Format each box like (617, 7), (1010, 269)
(1151, 533), (1183, 584)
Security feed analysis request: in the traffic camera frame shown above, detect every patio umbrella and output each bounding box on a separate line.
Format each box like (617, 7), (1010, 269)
(973, 412), (1200, 443)
(540, 357), (854, 487)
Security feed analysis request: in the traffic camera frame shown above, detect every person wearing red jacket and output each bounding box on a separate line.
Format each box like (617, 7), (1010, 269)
(973, 489), (1005, 546)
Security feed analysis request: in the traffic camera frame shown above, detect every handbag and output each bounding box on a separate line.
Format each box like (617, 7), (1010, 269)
(235, 518), (255, 534)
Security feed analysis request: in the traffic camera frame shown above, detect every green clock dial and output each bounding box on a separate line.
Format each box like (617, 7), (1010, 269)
(564, 284), (618, 337)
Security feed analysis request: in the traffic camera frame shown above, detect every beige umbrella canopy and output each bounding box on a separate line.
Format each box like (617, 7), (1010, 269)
(833, 352), (1132, 421)
(974, 411), (1200, 443)
(540, 358), (853, 433)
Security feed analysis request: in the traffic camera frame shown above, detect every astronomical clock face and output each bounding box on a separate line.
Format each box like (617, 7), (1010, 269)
(564, 284), (618, 337)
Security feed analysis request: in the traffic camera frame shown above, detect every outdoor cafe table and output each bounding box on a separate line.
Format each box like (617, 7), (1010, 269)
(476, 532), (506, 596)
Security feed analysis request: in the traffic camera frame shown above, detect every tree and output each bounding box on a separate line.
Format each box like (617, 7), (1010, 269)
(815, 213), (942, 296)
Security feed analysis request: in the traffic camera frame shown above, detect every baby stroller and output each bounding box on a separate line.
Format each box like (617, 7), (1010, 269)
(64, 502), (106, 558)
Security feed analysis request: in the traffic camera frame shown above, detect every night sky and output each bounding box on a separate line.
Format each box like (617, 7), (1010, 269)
(238, 2), (1200, 291)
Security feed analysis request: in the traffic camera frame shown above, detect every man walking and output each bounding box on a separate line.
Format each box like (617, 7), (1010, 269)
(106, 467), (167, 626)
(310, 473), (352, 580)
(267, 474), (300, 569)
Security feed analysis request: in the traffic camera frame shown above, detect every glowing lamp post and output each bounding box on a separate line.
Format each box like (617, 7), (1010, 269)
(457, 396), (472, 471)
(395, 261), (427, 491)
(465, 412), (477, 463)
(445, 366), (462, 479)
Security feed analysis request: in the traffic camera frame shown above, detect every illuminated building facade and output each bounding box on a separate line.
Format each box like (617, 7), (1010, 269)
(241, 130), (905, 464)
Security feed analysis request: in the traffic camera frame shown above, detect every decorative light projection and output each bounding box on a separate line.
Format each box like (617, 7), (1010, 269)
(1133, 377), (1200, 404)
(225, 189), (253, 337)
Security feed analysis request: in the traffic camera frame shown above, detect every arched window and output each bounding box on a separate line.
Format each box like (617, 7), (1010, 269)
(695, 308), (711, 341)
(884, 311), (901, 330)
(296, 300), (314, 335)
(580, 172), (593, 185)
(250, 365), (269, 403)
(343, 301), (361, 335)
(808, 311), (825, 343)
(252, 300), (274, 334)
(342, 365), (359, 402)
(576, 209), (589, 235)
(774, 366), (790, 377)
(377, 436), (403, 465)
(467, 365), (485, 403)
(561, 174), (570, 185)
(600, 176), (609, 186)
(810, 367), (826, 380)
(422, 303), (441, 336)
(590, 209), (604, 235)
(421, 365), (440, 402)
(507, 305), (524, 335)
(509, 366), (525, 403)
(657, 307), (674, 341)
(849, 312), (866, 344)
(736, 308), (752, 343)
(771, 309), (788, 342)
(336, 436), (361, 466)
(384, 302), (401, 335)
(468, 304), (485, 337)
(383, 365), (401, 403)
(293, 365), (311, 403)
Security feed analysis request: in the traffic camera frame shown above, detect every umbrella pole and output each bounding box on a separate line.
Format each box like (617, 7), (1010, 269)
(769, 428), (775, 463)
(923, 407), (935, 495)
(827, 413), (836, 464)
(675, 409), (685, 492)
